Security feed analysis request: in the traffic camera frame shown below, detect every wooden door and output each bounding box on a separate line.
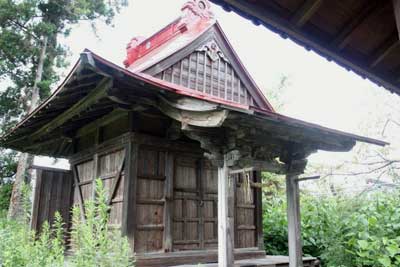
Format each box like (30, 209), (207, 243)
(172, 156), (218, 251)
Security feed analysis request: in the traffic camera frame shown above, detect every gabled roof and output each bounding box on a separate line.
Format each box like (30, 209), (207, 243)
(0, 0), (388, 158)
(123, 0), (274, 111)
(0, 50), (387, 157)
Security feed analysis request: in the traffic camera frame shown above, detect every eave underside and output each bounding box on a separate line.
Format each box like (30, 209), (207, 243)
(210, 0), (400, 96)
(0, 51), (386, 159)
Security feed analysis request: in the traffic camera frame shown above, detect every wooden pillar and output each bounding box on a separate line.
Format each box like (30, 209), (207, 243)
(393, 0), (400, 40)
(122, 111), (140, 250)
(286, 169), (303, 267)
(254, 171), (264, 250)
(218, 156), (234, 267)
(163, 152), (174, 252)
(122, 140), (138, 249)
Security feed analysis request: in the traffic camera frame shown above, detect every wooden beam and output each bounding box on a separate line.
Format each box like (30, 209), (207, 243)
(286, 172), (303, 267)
(107, 150), (126, 206)
(254, 171), (264, 250)
(218, 156), (234, 267)
(212, 0), (400, 94)
(31, 77), (112, 140)
(283, 155), (307, 267)
(30, 169), (43, 231)
(230, 159), (286, 174)
(333, 1), (381, 50)
(72, 164), (85, 221)
(76, 109), (126, 138)
(163, 152), (174, 252)
(394, 0), (400, 40)
(121, 139), (138, 250)
(370, 34), (399, 68)
(290, 0), (323, 27)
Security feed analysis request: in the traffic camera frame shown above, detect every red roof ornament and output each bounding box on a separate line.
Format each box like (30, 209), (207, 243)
(123, 0), (215, 68)
(180, 0), (214, 23)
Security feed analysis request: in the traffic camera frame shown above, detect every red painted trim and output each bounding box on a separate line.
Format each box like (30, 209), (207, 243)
(2, 49), (387, 150)
(139, 73), (250, 110)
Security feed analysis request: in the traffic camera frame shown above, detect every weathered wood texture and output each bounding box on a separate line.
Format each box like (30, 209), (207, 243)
(235, 172), (257, 249)
(31, 168), (73, 234)
(154, 50), (254, 106)
(286, 173), (303, 267)
(135, 146), (167, 253)
(218, 159), (234, 267)
(136, 248), (266, 267)
(173, 156), (219, 251)
(72, 148), (126, 227)
(394, 0), (400, 40)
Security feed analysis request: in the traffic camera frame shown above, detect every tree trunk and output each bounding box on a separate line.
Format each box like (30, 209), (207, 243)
(8, 36), (48, 220)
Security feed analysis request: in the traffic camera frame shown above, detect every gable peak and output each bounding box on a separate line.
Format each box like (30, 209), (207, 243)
(123, 0), (215, 68)
(181, 0), (214, 21)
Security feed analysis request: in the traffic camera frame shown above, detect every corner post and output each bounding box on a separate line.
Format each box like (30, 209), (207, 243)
(122, 111), (139, 250)
(285, 158), (307, 267)
(218, 151), (238, 267)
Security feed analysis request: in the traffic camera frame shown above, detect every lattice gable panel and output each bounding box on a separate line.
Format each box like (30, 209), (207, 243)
(153, 40), (255, 107)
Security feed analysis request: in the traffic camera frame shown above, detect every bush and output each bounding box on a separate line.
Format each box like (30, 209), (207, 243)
(263, 183), (400, 267)
(70, 179), (134, 267)
(0, 182), (13, 212)
(0, 179), (135, 267)
(0, 212), (65, 267)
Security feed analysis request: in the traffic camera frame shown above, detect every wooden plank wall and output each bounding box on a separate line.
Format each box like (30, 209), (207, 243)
(31, 168), (73, 233)
(72, 148), (125, 228)
(154, 50), (254, 106)
(135, 146), (167, 253)
(235, 172), (257, 248)
(70, 133), (262, 257)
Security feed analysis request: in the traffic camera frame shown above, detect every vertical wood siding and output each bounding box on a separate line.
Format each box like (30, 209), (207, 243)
(235, 172), (257, 248)
(154, 51), (254, 106)
(135, 147), (167, 253)
(72, 149), (125, 228)
(31, 168), (73, 235)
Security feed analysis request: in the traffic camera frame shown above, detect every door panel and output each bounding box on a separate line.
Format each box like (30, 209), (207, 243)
(172, 156), (218, 251)
(173, 156), (201, 250)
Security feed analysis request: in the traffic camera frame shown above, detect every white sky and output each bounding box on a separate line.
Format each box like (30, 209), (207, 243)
(35, 0), (400, 188)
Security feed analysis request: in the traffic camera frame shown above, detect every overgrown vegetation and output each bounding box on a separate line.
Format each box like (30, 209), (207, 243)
(0, 179), (134, 267)
(263, 172), (400, 267)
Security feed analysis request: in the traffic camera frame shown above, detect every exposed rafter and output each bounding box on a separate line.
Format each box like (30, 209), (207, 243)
(290, 0), (323, 27)
(333, 0), (381, 50)
(30, 77), (112, 140)
(394, 0), (400, 40)
(370, 33), (399, 68)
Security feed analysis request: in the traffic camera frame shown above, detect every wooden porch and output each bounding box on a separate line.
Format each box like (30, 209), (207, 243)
(172, 255), (320, 267)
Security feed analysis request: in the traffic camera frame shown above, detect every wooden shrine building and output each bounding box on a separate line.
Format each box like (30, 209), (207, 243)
(0, 1), (388, 266)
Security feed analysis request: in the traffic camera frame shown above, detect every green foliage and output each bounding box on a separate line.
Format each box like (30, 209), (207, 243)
(1, 0), (128, 222)
(0, 179), (134, 266)
(0, 182), (13, 211)
(70, 179), (134, 267)
(263, 180), (400, 267)
(0, 212), (65, 267)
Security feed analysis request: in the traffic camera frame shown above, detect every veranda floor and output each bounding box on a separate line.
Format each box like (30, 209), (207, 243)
(171, 255), (320, 267)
